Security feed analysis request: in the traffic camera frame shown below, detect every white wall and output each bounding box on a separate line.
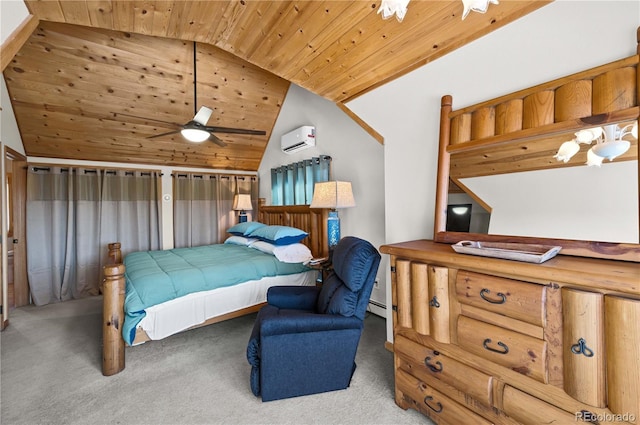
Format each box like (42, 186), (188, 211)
(258, 84), (387, 314)
(346, 0), (640, 342)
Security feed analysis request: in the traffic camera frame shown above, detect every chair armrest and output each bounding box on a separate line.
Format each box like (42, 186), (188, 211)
(267, 285), (321, 311)
(260, 309), (363, 337)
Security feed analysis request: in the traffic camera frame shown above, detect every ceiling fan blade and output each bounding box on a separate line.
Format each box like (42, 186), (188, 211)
(208, 133), (227, 147)
(148, 129), (182, 139)
(193, 106), (213, 125)
(115, 112), (183, 127)
(203, 126), (266, 136)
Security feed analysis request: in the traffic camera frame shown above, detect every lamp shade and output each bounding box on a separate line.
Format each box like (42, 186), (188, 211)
(309, 181), (356, 209)
(233, 194), (253, 211)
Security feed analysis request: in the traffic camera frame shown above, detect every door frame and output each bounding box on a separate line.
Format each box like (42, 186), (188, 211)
(3, 147), (28, 327)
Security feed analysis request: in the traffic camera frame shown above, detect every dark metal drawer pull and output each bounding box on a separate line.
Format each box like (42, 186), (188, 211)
(480, 288), (506, 304)
(571, 338), (594, 357)
(423, 396), (443, 413)
(483, 338), (509, 354)
(424, 356), (443, 373)
(429, 296), (440, 308)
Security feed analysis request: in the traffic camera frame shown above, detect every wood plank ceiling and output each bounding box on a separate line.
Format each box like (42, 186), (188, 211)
(4, 0), (550, 170)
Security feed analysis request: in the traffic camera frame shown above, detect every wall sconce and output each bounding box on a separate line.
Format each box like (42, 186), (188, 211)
(233, 194), (253, 223)
(309, 181), (356, 250)
(554, 122), (638, 167)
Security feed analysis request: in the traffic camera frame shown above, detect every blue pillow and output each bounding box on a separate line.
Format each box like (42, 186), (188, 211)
(247, 225), (308, 246)
(227, 221), (266, 236)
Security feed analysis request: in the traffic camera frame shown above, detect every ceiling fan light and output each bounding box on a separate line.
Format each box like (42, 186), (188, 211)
(585, 148), (604, 167)
(575, 127), (603, 144)
(591, 139), (631, 161)
(378, 0), (410, 22)
(181, 128), (210, 143)
(553, 140), (580, 163)
(461, 0), (499, 20)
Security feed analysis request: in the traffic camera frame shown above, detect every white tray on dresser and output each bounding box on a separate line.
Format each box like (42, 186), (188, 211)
(451, 240), (562, 264)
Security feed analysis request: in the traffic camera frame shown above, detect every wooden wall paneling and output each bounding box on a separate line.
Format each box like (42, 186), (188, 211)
(592, 67), (637, 114)
(562, 288), (606, 408)
(495, 99), (523, 135)
(58, 1), (92, 27)
(522, 90), (555, 129)
(554, 80), (592, 122)
(0, 14), (39, 72)
(410, 262), (430, 336)
(450, 113), (471, 145)
(470, 106), (495, 140)
(428, 265), (450, 344)
(605, 295), (640, 423)
(396, 260), (413, 329)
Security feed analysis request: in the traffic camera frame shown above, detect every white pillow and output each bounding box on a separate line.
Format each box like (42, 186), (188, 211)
(250, 240), (313, 264)
(224, 236), (257, 246)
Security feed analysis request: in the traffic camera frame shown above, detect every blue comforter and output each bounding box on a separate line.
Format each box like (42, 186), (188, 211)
(123, 244), (310, 344)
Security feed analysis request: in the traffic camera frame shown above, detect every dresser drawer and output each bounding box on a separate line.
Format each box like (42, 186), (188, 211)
(395, 335), (493, 407)
(396, 368), (493, 425)
(457, 315), (548, 383)
(502, 385), (577, 425)
(456, 270), (545, 326)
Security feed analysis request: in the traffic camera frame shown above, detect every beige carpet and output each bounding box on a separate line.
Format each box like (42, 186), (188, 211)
(0, 296), (429, 425)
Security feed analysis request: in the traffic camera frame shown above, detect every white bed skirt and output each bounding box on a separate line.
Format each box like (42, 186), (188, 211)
(135, 270), (317, 344)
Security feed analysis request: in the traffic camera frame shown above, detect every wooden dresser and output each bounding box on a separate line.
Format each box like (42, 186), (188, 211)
(380, 240), (640, 425)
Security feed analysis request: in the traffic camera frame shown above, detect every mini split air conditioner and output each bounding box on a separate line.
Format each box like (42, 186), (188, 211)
(281, 126), (316, 154)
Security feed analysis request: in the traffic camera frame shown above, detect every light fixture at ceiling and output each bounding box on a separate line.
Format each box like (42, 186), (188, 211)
(553, 122), (638, 167)
(377, 0), (499, 22)
(180, 128), (210, 143)
(377, 0), (410, 22)
(461, 0), (500, 20)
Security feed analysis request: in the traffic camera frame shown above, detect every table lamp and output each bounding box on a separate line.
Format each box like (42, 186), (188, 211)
(309, 181), (356, 249)
(233, 194), (253, 223)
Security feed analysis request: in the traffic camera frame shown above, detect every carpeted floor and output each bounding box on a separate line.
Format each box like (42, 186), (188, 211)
(0, 296), (430, 425)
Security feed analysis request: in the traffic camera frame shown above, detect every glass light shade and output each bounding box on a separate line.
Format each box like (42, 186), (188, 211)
(553, 140), (580, 163)
(232, 194), (253, 211)
(590, 140), (631, 161)
(585, 148), (605, 167)
(632, 121), (638, 139)
(181, 128), (210, 143)
(377, 0), (410, 22)
(461, 0), (499, 19)
(309, 181), (356, 209)
(575, 127), (603, 144)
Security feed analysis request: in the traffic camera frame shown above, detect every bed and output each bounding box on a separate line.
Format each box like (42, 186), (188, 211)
(102, 201), (329, 376)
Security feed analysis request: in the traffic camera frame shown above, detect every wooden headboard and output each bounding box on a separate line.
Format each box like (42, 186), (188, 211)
(258, 198), (329, 258)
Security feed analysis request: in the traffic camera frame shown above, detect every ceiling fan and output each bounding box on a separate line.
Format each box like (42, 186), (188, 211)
(117, 42), (266, 147)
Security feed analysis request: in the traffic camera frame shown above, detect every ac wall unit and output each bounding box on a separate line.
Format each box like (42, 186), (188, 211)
(281, 126), (316, 154)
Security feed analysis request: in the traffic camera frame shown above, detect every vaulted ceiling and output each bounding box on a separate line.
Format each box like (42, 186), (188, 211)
(3, 0), (550, 170)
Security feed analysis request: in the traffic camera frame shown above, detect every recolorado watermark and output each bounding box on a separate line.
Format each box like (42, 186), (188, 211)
(575, 410), (636, 422)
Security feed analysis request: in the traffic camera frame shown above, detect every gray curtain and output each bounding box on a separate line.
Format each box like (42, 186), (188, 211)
(173, 173), (258, 248)
(26, 167), (161, 306)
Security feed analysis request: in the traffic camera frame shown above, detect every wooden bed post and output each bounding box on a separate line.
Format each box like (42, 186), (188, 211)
(102, 263), (125, 376)
(108, 242), (122, 264)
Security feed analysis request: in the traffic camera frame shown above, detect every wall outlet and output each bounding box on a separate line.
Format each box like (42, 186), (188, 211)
(374, 279), (379, 289)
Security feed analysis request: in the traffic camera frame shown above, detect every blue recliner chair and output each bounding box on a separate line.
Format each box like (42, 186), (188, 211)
(246, 236), (381, 401)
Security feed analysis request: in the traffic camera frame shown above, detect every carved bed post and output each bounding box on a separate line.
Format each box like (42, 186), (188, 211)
(108, 242), (122, 264)
(102, 263), (125, 376)
(433, 95), (453, 239)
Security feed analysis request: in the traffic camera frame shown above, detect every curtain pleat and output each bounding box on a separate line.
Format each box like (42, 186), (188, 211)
(26, 167), (161, 306)
(271, 156), (332, 206)
(173, 173), (258, 248)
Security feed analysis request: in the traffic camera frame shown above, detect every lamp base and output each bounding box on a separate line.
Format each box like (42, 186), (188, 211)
(327, 210), (340, 249)
(238, 212), (248, 223)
